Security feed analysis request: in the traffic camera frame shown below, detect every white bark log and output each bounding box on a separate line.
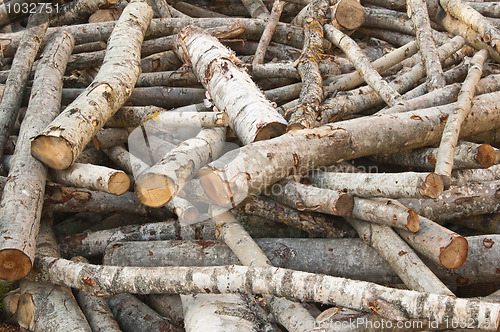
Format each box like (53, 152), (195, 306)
(31, 0), (153, 170)
(92, 128), (131, 150)
(174, 25), (287, 145)
(0, 31), (74, 281)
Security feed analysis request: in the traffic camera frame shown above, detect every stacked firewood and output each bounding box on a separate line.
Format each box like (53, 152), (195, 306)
(0, 0), (499, 330)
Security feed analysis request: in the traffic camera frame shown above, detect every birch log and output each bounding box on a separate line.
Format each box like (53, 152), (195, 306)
(211, 209), (319, 332)
(50, 163), (130, 195)
(33, 257), (500, 330)
(174, 26), (287, 145)
(451, 164), (500, 187)
(51, 0), (120, 26)
(347, 218), (453, 295)
(407, 0), (445, 90)
(285, 0), (330, 130)
(440, 0), (500, 52)
(0, 32), (74, 281)
(253, 0), (284, 66)
(309, 171), (444, 199)
(240, 0), (270, 19)
(372, 141), (498, 170)
(135, 128), (226, 207)
(92, 128), (130, 150)
(198, 91), (500, 207)
(0, 12), (49, 165)
(264, 179), (354, 216)
(324, 24), (402, 106)
(31, 0), (153, 170)
(148, 295), (184, 328)
(435, 49), (489, 188)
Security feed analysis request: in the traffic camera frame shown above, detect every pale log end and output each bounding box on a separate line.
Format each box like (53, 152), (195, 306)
(0, 249), (32, 281)
(419, 173), (444, 198)
(31, 135), (74, 170)
(439, 235), (468, 270)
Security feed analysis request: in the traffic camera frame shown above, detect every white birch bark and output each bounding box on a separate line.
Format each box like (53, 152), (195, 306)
(51, 0), (120, 26)
(33, 257), (500, 330)
(174, 25), (287, 145)
(148, 294), (184, 327)
(198, 91), (500, 207)
(0, 31), (74, 282)
(31, 0), (153, 170)
(92, 128), (131, 150)
(107, 109), (228, 128)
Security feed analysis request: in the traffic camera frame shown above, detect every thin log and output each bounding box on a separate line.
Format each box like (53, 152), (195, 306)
(72, 257), (121, 332)
(0, 11), (49, 166)
(0, 32), (74, 281)
(398, 180), (500, 221)
(468, 2), (500, 18)
(33, 257), (500, 330)
(31, 0), (154, 170)
(174, 25), (287, 145)
(107, 109), (228, 128)
(135, 70), (199, 87)
(104, 144), (149, 177)
(324, 25), (402, 106)
(237, 195), (355, 238)
(352, 198), (420, 232)
(92, 128), (130, 150)
(285, 0), (330, 130)
(347, 218), (453, 295)
(108, 293), (182, 331)
(263, 179), (354, 216)
(50, 163), (130, 195)
(148, 295), (184, 327)
(451, 164), (500, 187)
(240, 0), (270, 19)
(441, 0), (500, 52)
(309, 171), (444, 199)
(434, 48), (489, 187)
(211, 209), (319, 332)
(395, 215), (468, 269)
(197, 90), (500, 207)
(372, 141), (498, 170)
(51, 0), (120, 26)
(164, 196), (200, 225)
(356, 27), (416, 47)
(135, 127), (226, 207)
(253, 0), (284, 66)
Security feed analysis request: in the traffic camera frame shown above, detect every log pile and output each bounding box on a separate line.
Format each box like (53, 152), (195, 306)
(0, 0), (500, 330)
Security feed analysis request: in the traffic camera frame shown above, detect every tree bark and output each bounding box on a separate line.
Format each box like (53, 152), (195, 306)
(309, 171), (444, 199)
(451, 164), (500, 187)
(174, 25), (287, 145)
(92, 128), (130, 150)
(198, 90), (500, 207)
(434, 49), (489, 187)
(0, 31), (74, 282)
(31, 0), (153, 170)
(253, 0), (284, 66)
(0, 11), (49, 167)
(51, 0), (119, 26)
(33, 257), (500, 330)
(240, 0), (270, 19)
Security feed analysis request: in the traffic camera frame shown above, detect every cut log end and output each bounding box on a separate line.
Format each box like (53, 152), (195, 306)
(0, 249), (32, 281)
(475, 144), (497, 168)
(419, 173), (444, 198)
(31, 135), (74, 170)
(254, 122), (287, 142)
(179, 206), (200, 225)
(108, 171), (131, 195)
(335, 0), (365, 31)
(198, 168), (232, 207)
(335, 193), (355, 216)
(406, 210), (420, 233)
(135, 173), (173, 208)
(439, 235), (468, 269)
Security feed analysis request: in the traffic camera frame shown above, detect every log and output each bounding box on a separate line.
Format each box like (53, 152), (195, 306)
(347, 218), (453, 295)
(31, 0), (154, 170)
(253, 0), (284, 66)
(352, 198), (420, 232)
(435, 49), (489, 187)
(72, 257), (121, 332)
(174, 25), (287, 145)
(33, 257), (500, 330)
(0, 11), (49, 167)
(371, 141), (498, 170)
(452, 164), (500, 187)
(148, 295), (184, 327)
(108, 293), (182, 332)
(51, 0), (120, 26)
(309, 171), (444, 199)
(92, 128), (130, 150)
(0, 31), (74, 281)
(468, 2), (500, 18)
(104, 144), (150, 178)
(240, 0), (270, 19)
(198, 91), (500, 207)
(263, 179), (354, 216)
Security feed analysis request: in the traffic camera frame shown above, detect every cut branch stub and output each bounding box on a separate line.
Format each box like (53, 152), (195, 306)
(174, 25), (287, 145)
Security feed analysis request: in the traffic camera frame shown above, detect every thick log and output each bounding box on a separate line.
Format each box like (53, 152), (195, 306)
(31, 0), (154, 170)
(347, 218), (453, 295)
(435, 49), (489, 187)
(0, 12), (49, 166)
(198, 91), (500, 207)
(33, 257), (500, 330)
(309, 171), (444, 199)
(108, 293), (182, 332)
(372, 141), (498, 170)
(174, 25), (287, 145)
(264, 179), (354, 216)
(0, 32), (74, 281)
